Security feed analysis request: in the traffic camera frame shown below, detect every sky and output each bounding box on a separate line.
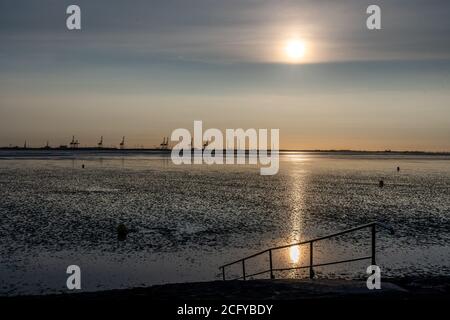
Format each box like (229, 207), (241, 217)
(0, 0), (449, 151)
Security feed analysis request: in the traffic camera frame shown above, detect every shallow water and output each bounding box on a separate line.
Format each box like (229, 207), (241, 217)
(0, 151), (449, 295)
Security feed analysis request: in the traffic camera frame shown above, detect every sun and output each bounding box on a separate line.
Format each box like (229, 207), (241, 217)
(285, 39), (305, 62)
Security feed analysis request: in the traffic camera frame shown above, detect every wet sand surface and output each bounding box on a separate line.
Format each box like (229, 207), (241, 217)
(1, 151), (449, 295)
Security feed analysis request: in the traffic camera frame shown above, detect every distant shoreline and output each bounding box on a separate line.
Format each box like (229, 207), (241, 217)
(1, 147), (450, 156)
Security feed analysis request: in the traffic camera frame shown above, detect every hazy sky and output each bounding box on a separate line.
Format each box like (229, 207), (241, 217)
(1, 0), (449, 150)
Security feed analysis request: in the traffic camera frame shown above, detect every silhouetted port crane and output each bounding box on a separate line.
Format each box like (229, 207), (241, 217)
(160, 137), (169, 149)
(70, 136), (79, 149)
(98, 136), (103, 148)
(120, 136), (125, 149)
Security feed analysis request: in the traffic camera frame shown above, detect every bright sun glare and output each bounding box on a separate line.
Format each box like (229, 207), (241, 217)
(289, 245), (300, 263)
(285, 39), (305, 62)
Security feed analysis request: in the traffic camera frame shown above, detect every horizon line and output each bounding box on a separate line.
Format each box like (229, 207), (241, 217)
(1, 146), (450, 155)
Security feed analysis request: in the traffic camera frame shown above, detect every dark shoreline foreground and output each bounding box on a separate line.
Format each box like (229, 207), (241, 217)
(2, 279), (448, 318)
(3, 277), (449, 301)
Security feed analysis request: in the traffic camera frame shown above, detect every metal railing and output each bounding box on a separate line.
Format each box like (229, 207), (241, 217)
(219, 222), (393, 281)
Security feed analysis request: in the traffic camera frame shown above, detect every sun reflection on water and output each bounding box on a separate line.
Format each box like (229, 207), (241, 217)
(289, 245), (300, 264)
(285, 155), (308, 269)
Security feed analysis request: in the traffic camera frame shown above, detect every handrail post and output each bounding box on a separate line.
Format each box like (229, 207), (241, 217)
(371, 224), (376, 265)
(309, 241), (314, 279)
(269, 250), (274, 279)
(222, 267), (225, 281)
(242, 260), (246, 280)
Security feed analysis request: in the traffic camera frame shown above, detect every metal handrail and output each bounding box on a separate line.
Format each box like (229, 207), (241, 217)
(219, 221), (393, 281)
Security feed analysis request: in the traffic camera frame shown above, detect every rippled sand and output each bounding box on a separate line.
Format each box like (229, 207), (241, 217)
(0, 151), (449, 295)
